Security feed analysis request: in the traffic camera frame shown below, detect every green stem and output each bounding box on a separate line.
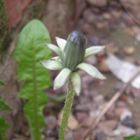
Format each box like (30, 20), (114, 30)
(59, 79), (75, 140)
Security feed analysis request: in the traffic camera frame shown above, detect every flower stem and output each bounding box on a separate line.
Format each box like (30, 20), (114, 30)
(59, 79), (75, 140)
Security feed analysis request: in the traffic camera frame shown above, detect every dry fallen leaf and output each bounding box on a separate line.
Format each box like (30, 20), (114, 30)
(106, 54), (140, 89)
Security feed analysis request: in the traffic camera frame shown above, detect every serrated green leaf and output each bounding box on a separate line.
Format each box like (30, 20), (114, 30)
(13, 19), (52, 140)
(0, 97), (11, 111)
(24, 92), (48, 139)
(124, 135), (140, 140)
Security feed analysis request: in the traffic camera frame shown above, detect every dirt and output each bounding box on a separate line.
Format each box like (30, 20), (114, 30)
(95, 27), (140, 134)
(1, 0), (140, 139)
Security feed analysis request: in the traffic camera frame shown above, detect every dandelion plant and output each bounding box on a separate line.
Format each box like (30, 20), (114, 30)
(42, 31), (106, 140)
(13, 19), (52, 140)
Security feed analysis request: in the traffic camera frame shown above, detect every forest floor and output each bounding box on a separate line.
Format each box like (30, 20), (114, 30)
(42, 4), (140, 140)
(3, 1), (140, 140)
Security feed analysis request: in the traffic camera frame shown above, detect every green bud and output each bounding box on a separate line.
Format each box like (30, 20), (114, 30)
(63, 31), (87, 71)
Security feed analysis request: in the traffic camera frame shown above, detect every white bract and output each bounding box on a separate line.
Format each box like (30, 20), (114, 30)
(42, 34), (106, 96)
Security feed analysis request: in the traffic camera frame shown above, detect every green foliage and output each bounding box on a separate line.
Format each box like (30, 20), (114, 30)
(0, 80), (4, 86)
(0, 97), (10, 140)
(0, 81), (10, 139)
(13, 19), (52, 140)
(124, 135), (140, 140)
(0, 97), (11, 111)
(0, 117), (9, 140)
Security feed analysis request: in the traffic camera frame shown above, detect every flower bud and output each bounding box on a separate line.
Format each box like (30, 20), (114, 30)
(63, 31), (87, 71)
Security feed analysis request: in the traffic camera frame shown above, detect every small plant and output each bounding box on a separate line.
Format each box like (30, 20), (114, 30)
(13, 19), (52, 140)
(0, 82), (11, 140)
(0, 80), (4, 85)
(42, 31), (106, 140)
(124, 135), (140, 140)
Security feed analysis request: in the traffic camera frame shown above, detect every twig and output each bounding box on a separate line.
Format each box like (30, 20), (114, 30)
(82, 68), (140, 140)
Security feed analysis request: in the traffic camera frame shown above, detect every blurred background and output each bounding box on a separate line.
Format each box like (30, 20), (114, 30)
(0, 0), (140, 140)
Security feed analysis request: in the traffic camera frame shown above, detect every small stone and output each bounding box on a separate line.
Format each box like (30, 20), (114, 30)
(73, 128), (86, 140)
(111, 10), (121, 19)
(121, 116), (137, 129)
(136, 33), (140, 42)
(87, 0), (107, 7)
(113, 125), (136, 137)
(76, 112), (88, 122)
(123, 47), (135, 55)
(119, 95), (128, 101)
(125, 28), (135, 36)
(65, 131), (74, 140)
(115, 107), (126, 119)
(45, 116), (57, 129)
(95, 130), (106, 140)
(68, 115), (79, 130)
(44, 127), (57, 137)
(83, 9), (95, 24)
(120, 109), (132, 121)
(127, 97), (134, 106)
(98, 59), (110, 73)
(81, 22), (92, 33)
(103, 13), (111, 20)
(96, 21), (108, 29)
(91, 7), (101, 14)
(82, 117), (95, 127)
(90, 109), (103, 119)
(116, 101), (126, 108)
(131, 88), (140, 97)
(94, 95), (104, 106)
(132, 26), (140, 35)
(98, 120), (118, 132)
(113, 82), (124, 92)
(122, 13), (134, 25)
